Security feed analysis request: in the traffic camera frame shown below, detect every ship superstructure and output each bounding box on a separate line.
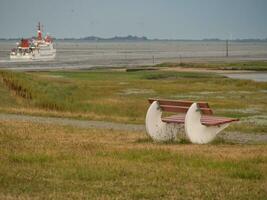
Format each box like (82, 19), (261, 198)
(10, 22), (56, 60)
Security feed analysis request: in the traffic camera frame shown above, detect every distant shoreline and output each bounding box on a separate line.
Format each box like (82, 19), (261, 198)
(1, 36), (267, 43)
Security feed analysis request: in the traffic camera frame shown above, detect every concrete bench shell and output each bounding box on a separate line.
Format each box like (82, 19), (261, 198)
(145, 99), (239, 144)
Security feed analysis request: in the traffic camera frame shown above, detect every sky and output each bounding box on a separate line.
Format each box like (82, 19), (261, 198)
(0, 0), (267, 39)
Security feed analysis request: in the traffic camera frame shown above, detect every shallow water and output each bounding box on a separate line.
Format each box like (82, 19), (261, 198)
(223, 73), (267, 82)
(0, 40), (267, 71)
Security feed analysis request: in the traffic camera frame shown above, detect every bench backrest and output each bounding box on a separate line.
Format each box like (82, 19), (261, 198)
(148, 98), (213, 115)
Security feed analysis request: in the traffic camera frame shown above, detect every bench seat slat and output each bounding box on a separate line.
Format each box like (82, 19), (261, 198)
(148, 98), (210, 108)
(162, 114), (239, 126)
(148, 98), (213, 115)
(160, 105), (189, 113)
(162, 114), (185, 124)
(160, 105), (213, 115)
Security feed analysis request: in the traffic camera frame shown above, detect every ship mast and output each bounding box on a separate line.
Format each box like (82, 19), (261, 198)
(37, 22), (42, 40)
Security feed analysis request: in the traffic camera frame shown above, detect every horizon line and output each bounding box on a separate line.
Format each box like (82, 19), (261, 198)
(1, 35), (267, 41)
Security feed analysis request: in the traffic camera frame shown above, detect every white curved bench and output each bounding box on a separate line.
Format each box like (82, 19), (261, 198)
(146, 98), (239, 144)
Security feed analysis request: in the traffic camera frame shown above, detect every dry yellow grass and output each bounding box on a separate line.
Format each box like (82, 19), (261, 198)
(0, 120), (266, 199)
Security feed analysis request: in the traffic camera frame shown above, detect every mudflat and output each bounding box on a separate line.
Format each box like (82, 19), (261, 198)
(1, 40), (267, 70)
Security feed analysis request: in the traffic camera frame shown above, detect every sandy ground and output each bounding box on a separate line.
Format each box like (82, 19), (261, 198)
(0, 113), (266, 144)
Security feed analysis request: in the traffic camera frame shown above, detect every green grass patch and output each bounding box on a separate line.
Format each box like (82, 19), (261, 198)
(141, 71), (221, 79)
(154, 61), (267, 71)
(230, 170), (263, 180)
(0, 69), (266, 134)
(9, 153), (53, 164)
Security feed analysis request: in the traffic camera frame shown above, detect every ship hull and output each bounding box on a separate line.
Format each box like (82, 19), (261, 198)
(10, 48), (56, 61)
(10, 54), (32, 60)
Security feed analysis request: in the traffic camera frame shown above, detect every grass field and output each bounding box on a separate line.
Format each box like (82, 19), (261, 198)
(0, 68), (266, 134)
(0, 66), (267, 199)
(0, 121), (266, 199)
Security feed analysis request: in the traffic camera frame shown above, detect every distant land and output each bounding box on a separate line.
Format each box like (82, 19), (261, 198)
(81, 35), (148, 42)
(1, 35), (267, 42)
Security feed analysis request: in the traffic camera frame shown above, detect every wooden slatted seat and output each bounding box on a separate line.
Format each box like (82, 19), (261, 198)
(161, 114), (185, 124)
(146, 98), (239, 144)
(148, 98), (239, 126)
(162, 114), (239, 126)
(148, 98), (213, 115)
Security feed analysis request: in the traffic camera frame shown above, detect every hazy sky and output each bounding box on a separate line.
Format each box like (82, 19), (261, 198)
(0, 0), (267, 39)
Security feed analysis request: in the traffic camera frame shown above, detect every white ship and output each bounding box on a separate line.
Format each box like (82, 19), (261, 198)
(10, 22), (56, 61)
